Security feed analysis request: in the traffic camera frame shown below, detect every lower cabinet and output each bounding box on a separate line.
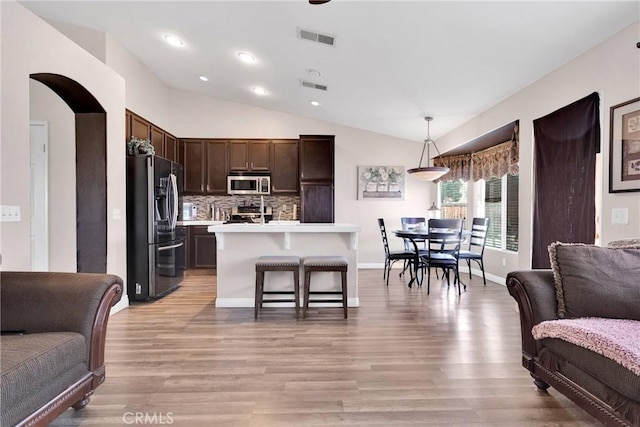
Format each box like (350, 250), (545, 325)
(189, 226), (217, 269)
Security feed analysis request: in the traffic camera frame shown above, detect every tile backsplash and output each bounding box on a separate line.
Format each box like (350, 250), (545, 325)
(183, 195), (301, 221)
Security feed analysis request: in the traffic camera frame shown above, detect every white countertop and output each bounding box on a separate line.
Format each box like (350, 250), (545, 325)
(178, 220), (226, 226)
(207, 223), (362, 233)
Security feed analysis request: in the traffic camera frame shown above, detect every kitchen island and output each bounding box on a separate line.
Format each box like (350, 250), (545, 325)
(207, 223), (362, 308)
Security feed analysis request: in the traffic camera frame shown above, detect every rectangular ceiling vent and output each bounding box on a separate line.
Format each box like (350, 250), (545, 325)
(300, 80), (328, 91)
(297, 28), (336, 46)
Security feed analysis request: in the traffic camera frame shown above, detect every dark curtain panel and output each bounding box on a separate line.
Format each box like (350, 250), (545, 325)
(532, 92), (600, 268)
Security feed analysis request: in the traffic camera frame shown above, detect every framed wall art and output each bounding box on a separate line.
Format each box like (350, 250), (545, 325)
(609, 97), (640, 193)
(357, 166), (405, 200)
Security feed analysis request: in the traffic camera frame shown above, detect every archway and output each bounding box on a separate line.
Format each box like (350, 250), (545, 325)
(30, 73), (107, 273)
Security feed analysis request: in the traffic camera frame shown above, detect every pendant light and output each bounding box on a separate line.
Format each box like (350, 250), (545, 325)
(407, 116), (449, 181)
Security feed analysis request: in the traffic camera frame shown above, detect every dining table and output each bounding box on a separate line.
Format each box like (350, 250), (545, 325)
(393, 228), (470, 288)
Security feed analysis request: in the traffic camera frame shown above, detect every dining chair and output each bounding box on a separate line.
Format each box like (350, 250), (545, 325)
(458, 217), (490, 285)
(377, 218), (416, 286)
(400, 217), (426, 275)
(421, 218), (464, 295)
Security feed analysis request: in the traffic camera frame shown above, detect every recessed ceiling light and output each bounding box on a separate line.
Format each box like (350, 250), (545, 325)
(164, 35), (184, 47)
(199, 76), (209, 82)
(252, 86), (267, 96)
(307, 69), (322, 78)
(309, 100), (320, 106)
(238, 52), (256, 63)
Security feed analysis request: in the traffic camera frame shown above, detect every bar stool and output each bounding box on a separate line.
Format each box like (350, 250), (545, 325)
(255, 256), (301, 319)
(302, 256), (348, 319)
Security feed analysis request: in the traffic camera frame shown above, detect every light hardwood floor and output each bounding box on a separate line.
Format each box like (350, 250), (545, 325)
(52, 269), (598, 426)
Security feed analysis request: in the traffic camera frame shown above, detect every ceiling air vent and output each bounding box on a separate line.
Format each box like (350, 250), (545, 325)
(301, 80), (328, 91)
(297, 28), (336, 46)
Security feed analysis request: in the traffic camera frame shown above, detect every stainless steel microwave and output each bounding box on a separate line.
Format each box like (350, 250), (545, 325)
(227, 173), (271, 195)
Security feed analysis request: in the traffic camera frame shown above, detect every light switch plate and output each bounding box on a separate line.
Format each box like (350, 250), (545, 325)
(611, 208), (628, 225)
(0, 205), (21, 222)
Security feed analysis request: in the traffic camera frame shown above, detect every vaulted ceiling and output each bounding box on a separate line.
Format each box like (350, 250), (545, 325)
(21, 1), (640, 142)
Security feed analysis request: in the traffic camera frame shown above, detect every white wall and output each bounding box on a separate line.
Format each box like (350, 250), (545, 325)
(29, 80), (77, 272)
(105, 34), (171, 131)
(168, 88), (435, 265)
(436, 22), (640, 278)
(0, 2), (128, 311)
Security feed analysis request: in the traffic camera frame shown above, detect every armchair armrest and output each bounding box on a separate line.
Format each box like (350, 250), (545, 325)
(506, 270), (559, 367)
(0, 272), (123, 384)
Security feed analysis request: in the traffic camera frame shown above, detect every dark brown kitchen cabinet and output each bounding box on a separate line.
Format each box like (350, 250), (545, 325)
(150, 125), (165, 158)
(130, 114), (151, 140)
(299, 135), (335, 223)
(180, 139), (228, 195)
(164, 134), (178, 162)
(181, 139), (205, 194)
(125, 111), (132, 142)
(299, 135), (334, 181)
(126, 110), (178, 161)
(190, 226), (216, 269)
(300, 182), (334, 223)
(228, 140), (271, 171)
(271, 140), (299, 194)
(205, 140), (228, 194)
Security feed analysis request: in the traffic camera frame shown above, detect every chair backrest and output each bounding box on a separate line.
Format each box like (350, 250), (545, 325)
(401, 217), (426, 231)
(427, 218), (463, 258)
(467, 217), (490, 254)
(377, 218), (391, 256)
(401, 217), (426, 250)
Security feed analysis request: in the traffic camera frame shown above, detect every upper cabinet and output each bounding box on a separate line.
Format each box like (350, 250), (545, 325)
(228, 140), (271, 172)
(130, 114), (151, 140)
(299, 135), (334, 181)
(205, 140), (228, 194)
(150, 126), (164, 157)
(164, 134), (178, 162)
(126, 110), (177, 161)
(271, 140), (299, 194)
(180, 139), (228, 195)
(180, 139), (205, 194)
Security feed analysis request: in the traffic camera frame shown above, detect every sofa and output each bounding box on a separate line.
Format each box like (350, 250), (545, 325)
(1, 272), (123, 427)
(507, 242), (640, 427)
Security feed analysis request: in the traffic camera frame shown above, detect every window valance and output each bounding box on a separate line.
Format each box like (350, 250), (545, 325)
(433, 154), (471, 183)
(471, 135), (519, 181)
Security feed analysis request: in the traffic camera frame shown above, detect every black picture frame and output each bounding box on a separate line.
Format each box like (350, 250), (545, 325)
(609, 97), (640, 193)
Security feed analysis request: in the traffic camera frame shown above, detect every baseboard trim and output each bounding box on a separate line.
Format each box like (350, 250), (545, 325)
(216, 297), (360, 308)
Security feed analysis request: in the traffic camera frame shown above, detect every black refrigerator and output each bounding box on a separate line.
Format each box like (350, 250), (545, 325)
(126, 155), (185, 301)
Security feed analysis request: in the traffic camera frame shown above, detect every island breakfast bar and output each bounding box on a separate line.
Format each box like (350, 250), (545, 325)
(208, 223), (362, 308)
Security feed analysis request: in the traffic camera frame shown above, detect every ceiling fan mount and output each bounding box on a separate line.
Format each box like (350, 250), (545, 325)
(309, 0), (331, 4)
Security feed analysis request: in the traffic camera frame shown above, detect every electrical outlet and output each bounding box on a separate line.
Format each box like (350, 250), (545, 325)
(502, 257), (507, 267)
(113, 208), (122, 220)
(611, 208), (628, 224)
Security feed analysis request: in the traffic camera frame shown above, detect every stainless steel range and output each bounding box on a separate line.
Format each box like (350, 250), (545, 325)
(226, 205), (273, 224)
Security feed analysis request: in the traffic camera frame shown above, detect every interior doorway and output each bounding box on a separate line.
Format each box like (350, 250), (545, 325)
(30, 121), (49, 271)
(29, 73), (108, 273)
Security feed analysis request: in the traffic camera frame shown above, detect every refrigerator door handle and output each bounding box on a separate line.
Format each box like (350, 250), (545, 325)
(158, 242), (184, 251)
(169, 173), (179, 229)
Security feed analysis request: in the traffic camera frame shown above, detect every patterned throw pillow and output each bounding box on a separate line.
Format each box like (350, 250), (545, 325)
(548, 242), (640, 320)
(608, 238), (640, 248)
